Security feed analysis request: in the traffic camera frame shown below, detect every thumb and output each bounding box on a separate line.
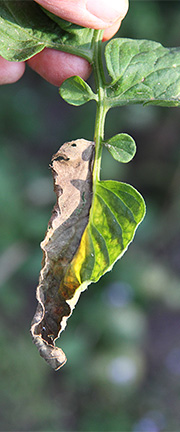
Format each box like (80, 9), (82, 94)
(34, 0), (129, 29)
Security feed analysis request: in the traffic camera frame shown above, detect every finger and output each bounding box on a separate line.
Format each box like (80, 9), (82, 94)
(103, 18), (121, 41)
(34, 0), (128, 29)
(27, 48), (92, 87)
(0, 56), (25, 84)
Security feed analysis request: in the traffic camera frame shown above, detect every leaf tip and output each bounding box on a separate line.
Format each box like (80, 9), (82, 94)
(31, 330), (67, 370)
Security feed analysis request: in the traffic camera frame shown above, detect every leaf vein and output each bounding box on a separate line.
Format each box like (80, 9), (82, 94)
(97, 186), (136, 224)
(90, 221), (110, 264)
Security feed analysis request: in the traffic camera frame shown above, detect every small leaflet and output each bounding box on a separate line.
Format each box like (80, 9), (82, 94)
(31, 139), (94, 370)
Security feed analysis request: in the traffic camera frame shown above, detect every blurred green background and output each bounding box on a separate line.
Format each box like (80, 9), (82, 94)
(0, 1), (180, 431)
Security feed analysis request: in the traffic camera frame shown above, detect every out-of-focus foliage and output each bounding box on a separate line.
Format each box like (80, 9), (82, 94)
(0, 1), (180, 431)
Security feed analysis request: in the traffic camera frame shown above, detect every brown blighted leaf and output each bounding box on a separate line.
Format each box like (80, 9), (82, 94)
(31, 139), (94, 370)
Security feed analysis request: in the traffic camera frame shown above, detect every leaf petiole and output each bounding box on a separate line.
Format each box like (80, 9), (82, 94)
(92, 30), (109, 185)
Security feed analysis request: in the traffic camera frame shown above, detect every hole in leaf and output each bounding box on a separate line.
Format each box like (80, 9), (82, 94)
(54, 156), (70, 162)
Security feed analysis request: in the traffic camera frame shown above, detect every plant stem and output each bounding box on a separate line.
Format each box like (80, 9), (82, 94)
(92, 30), (108, 184)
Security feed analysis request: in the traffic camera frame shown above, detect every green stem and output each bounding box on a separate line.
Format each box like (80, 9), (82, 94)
(92, 30), (108, 184)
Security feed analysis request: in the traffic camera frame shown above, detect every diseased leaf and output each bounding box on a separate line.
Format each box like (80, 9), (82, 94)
(31, 140), (145, 370)
(0, 1), (94, 61)
(31, 139), (95, 370)
(66, 180), (146, 286)
(103, 133), (136, 163)
(105, 38), (180, 107)
(59, 76), (97, 106)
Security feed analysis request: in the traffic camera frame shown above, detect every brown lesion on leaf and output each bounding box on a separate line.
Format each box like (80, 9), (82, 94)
(31, 139), (94, 370)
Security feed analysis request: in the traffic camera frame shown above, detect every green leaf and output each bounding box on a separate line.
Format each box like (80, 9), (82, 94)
(105, 38), (180, 107)
(0, 0), (94, 62)
(103, 133), (136, 163)
(66, 180), (146, 286)
(59, 76), (97, 106)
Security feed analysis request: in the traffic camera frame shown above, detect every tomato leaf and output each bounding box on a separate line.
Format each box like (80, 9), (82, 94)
(31, 142), (145, 370)
(0, 0), (94, 61)
(103, 133), (136, 163)
(105, 38), (180, 107)
(59, 76), (97, 106)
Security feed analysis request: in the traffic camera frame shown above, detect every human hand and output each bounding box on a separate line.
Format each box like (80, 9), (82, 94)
(0, 0), (128, 86)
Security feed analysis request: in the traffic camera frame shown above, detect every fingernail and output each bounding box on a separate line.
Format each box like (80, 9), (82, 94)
(87, 0), (128, 24)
